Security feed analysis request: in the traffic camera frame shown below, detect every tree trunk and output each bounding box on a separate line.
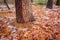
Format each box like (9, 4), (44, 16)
(15, 0), (35, 23)
(56, 0), (60, 6)
(46, 0), (53, 9)
(4, 0), (10, 9)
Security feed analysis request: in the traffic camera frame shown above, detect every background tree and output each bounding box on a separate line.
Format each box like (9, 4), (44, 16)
(46, 0), (53, 9)
(15, 0), (35, 23)
(56, 0), (60, 6)
(4, 0), (10, 9)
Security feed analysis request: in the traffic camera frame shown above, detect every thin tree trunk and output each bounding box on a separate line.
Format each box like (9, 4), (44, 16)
(4, 0), (10, 9)
(15, 0), (35, 23)
(56, 0), (60, 6)
(46, 0), (53, 9)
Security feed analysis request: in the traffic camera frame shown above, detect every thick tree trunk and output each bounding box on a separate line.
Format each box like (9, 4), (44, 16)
(56, 0), (60, 6)
(15, 0), (35, 23)
(46, 0), (53, 9)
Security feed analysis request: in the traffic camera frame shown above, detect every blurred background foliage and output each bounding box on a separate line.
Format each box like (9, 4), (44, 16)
(0, 0), (60, 5)
(35, 0), (47, 5)
(0, 0), (47, 5)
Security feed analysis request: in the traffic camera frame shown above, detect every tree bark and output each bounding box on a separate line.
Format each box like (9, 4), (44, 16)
(15, 0), (35, 23)
(46, 0), (53, 9)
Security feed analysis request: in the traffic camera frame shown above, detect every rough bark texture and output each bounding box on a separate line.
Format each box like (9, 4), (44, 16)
(15, 0), (35, 23)
(56, 0), (60, 6)
(46, 0), (53, 9)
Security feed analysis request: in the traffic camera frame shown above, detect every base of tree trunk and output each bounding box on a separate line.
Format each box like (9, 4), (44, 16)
(14, 21), (33, 28)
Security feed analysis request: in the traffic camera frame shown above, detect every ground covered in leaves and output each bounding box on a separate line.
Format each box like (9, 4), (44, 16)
(0, 5), (60, 40)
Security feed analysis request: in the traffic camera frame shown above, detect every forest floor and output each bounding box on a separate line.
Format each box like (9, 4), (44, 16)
(0, 5), (60, 40)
